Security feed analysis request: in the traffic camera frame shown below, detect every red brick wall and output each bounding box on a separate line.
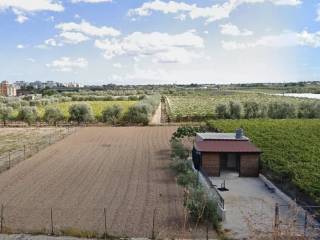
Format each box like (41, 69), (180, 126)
(202, 153), (220, 177)
(240, 154), (260, 177)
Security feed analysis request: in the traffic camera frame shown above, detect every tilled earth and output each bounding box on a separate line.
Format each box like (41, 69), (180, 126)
(0, 127), (215, 238)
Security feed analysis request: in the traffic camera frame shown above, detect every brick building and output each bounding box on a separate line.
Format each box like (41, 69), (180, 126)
(0, 81), (16, 97)
(192, 129), (261, 177)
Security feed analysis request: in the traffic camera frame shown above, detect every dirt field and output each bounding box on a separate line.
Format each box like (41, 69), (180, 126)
(0, 127), (215, 238)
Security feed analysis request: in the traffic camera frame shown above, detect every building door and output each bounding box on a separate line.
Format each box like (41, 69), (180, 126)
(220, 153), (240, 174)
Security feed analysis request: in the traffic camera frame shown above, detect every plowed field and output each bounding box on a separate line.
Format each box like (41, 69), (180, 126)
(0, 127), (212, 238)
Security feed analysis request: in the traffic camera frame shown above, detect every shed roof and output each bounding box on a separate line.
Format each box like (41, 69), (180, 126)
(196, 132), (248, 141)
(194, 140), (262, 153)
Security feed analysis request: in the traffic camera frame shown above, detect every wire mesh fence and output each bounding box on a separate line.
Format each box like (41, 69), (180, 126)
(0, 127), (76, 174)
(0, 205), (218, 239)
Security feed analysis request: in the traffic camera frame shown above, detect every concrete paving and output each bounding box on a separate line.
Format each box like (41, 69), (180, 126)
(210, 172), (308, 239)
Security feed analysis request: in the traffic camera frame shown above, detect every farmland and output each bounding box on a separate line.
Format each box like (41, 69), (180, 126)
(165, 91), (320, 121)
(207, 119), (320, 205)
(0, 127), (216, 238)
(36, 100), (136, 118)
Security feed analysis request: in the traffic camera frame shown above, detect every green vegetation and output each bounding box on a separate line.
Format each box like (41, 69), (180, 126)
(165, 92), (320, 122)
(69, 103), (94, 124)
(207, 119), (320, 205)
(170, 137), (221, 231)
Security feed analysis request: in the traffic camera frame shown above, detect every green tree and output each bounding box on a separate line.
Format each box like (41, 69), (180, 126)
(215, 103), (229, 119)
(44, 107), (64, 126)
(18, 106), (38, 126)
(0, 105), (13, 126)
(268, 102), (296, 119)
(229, 101), (241, 119)
(101, 104), (123, 125)
(69, 103), (94, 124)
(124, 104), (149, 125)
(243, 101), (260, 119)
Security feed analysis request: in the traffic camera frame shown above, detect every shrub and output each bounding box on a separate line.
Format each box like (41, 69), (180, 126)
(0, 105), (13, 126)
(177, 170), (198, 187)
(17, 106), (38, 126)
(229, 101), (241, 119)
(44, 107), (64, 125)
(101, 104), (123, 125)
(170, 139), (189, 160)
(215, 103), (229, 119)
(69, 103), (94, 124)
(268, 102), (296, 119)
(124, 104), (149, 125)
(297, 102), (320, 119)
(170, 159), (192, 174)
(243, 101), (260, 119)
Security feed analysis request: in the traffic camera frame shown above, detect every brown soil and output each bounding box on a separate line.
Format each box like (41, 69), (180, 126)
(0, 127), (216, 238)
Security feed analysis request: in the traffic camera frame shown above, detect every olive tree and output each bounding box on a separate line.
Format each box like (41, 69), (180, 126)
(0, 105), (13, 126)
(69, 103), (94, 124)
(44, 107), (64, 126)
(268, 102), (296, 119)
(101, 104), (123, 125)
(229, 101), (241, 119)
(17, 106), (38, 126)
(243, 101), (260, 119)
(215, 103), (229, 119)
(124, 104), (149, 125)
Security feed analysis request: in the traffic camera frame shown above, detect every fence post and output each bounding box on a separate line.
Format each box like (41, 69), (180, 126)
(0, 204), (3, 233)
(50, 208), (54, 235)
(104, 208), (107, 240)
(151, 208), (156, 239)
(8, 152), (11, 169)
(274, 203), (279, 240)
(304, 211), (308, 237)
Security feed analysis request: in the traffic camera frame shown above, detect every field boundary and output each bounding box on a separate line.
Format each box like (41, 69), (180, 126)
(0, 127), (76, 174)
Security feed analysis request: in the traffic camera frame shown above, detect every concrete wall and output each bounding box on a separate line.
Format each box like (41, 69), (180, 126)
(240, 153), (259, 177)
(202, 153), (220, 177)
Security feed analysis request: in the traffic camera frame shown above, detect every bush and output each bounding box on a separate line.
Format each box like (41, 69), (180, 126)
(18, 106), (38, 126)
(215, 103), (229, 119)
(243, 101), (260, 119)
(124, 104), (149, 125)
(101, 104), (123, 125)
(170, 159), (192, 174)
(177, 170), (198, 187)
(170, 139), (189, 160)
(0, 105), (13, 126)
(44, 107), (64, 125)
(268, 102), (296, 119)
(229, 101), (241, 119)
(297, 102), (320, 119)
(69, 103), (94, 124)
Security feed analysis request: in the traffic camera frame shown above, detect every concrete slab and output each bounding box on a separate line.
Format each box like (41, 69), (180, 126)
(210, 172), (309, 239)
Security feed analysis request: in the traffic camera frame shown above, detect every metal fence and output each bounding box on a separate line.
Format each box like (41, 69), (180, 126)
(0, 127), (76, 174)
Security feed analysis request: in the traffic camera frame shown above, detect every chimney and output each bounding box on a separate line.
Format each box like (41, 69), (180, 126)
(235, 128), (244, 139)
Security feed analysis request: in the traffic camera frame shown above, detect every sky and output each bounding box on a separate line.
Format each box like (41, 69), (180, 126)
(0, 0), (320, 85)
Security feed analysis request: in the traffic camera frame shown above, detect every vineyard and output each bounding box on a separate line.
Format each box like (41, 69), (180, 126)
(207, 119), (320, 205)
(165, 92), (320, 121)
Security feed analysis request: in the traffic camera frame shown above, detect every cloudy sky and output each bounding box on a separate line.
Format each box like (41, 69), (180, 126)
(0, 0), (320, 85)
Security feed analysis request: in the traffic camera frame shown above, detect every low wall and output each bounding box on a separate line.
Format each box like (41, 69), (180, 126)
(191, 164), (226, 221)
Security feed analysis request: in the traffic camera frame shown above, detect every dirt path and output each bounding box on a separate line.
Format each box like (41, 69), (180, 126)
(0, 127), (217, 239)
(149, 104), (161, 125)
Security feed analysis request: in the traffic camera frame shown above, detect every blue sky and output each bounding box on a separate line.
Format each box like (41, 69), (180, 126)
(0, 0), (320, 85)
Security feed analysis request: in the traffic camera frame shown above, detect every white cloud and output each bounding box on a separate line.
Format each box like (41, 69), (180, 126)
(222, 32), (299, 50)
(16, 44), (25, 49)
(0, 0), (64, 22)
(94, 30), (204, 64)
(56, 20), (121, 38)
(129, 0), (301, 23)
(71, 0), (112, 3)
(220, 23), (253, 36)
(60, 31), (89, 44)
(46, 57), (88, 72)
(298, 31), (320, 48)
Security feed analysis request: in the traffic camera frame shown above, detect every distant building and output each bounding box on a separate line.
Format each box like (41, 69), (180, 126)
(0, 81), (17, 97)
